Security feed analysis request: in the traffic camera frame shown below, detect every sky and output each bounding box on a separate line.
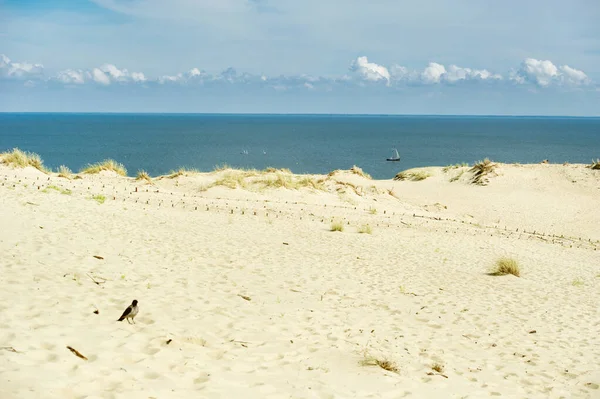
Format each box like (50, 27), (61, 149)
(1, 0), (600, 115)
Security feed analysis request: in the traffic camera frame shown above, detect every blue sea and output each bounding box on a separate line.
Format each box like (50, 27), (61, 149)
(1, 113), (599, 180)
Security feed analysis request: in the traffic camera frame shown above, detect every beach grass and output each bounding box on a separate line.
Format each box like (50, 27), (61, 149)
(165, 167), (200, 179)
(358, 224), (372, 234)
(469, 158), (496, 185)
(431, 363), (445, 373)
(589, 159), (600, 170)
(442, 163), (469, 172)
(394, 170), (431, 181)
(57, 165), (73, 179)
(42, 185), (72, 195)
(92, 194), (106, 204)
(0, 148), (50, 173)
(360, 356), (399, 373)
(136, 170), (152, 182)
(489, 257), (520, 277)
(81, 159), (127, 176)
(330, 221), (344, 232)
(350, 165), (372, 179)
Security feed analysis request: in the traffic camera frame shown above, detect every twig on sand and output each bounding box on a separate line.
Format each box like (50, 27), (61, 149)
(86, 273), (107, 285)
(427, 372), (449, 378)
(66, 346), (88, 360)
(93, 255), (104, 260)
(238, 294), (251, 301)
(1, 346), (20, 353)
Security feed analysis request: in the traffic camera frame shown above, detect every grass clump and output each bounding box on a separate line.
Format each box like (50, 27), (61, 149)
(489, 257), (520, 277)
(92, 194), (106, 204)
(571, 279), (584, 287)
(588, 159), (600, 170)
(358, 224), (372, 234)
(42, 185), (72, 195)
(81, 159), (127, 176)
(368, 207), (377, 215)
(431, 363), (445, 373)
(57, 165), (73, 178)
(330, 220), (344, 232)
(394, 170), (431, 181)
(442, 163), (469, 172)
(0, 148), (50, 173)
(360, 356), (399, 373)
(350, 165), (372, 179)
(166, 167), (200, 179)
(469, 158), (496, 185)
(136, 170), (152, 182)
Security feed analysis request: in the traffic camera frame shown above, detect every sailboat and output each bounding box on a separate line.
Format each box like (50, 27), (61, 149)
(386, 148), (400, 162)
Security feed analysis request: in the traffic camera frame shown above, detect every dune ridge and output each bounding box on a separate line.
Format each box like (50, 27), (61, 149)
(1, 150), (599, 398)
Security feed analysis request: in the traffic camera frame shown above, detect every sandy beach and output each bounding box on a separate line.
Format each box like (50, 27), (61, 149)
(1, 155), (599, 398)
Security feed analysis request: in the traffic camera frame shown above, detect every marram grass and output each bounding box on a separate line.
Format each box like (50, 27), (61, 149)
(81, 159), (127, 176)
(0, 148), (50, 173)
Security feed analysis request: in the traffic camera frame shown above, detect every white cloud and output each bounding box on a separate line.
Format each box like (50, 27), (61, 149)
(1, 53), (594, 91)
(559, 65), (589, 86)
(350, 56), (390, 83)
(512, 58), (592, 87)
(421, 62), (446, 84)
(0, 54), (44, 79)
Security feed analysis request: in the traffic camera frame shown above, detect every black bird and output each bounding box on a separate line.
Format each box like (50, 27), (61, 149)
(117, 300), (139, 324)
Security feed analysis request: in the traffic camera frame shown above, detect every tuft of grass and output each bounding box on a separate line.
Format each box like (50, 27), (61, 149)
(57, 165), (73, 178)
(350, 165), (372, 179)
(330, 220), (344, 232)
(469, 158), (496, 185)
(358, 224), (372, 234)
(81, 159), (127, 176)
(489, 257), (520, 277)
(360, 356), (399, 373)
(0, 148), (50, 173)
(588, 159), (600, 170)
(166, 167), (200, 179)
(369, 207), (377, 215)
(42, 185), (72, 195)
(571, 279), (584, 287)
(432, 363), (445, 373)
(442, 163), (469, 172)
(136, 170), (152, 182)
(394, 170), (431, 181)
(449, 170), (466, 182)
(92, 194), (106, 204)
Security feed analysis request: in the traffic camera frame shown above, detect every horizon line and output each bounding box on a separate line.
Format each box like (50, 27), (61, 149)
(1, 112), (600, 118)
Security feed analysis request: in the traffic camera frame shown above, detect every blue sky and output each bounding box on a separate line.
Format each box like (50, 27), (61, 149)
(1, 0), (599, 114)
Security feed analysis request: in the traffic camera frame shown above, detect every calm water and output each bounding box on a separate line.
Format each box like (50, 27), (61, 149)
(1, 113), (599, 179)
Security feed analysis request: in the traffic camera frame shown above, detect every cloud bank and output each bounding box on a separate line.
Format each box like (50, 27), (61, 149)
(1, 53), (594, 92)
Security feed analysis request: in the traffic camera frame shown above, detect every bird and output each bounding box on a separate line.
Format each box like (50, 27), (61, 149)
(117, 300), (139, 324)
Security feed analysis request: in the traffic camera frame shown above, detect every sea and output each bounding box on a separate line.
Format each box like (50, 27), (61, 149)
(1, 113), (599, 180)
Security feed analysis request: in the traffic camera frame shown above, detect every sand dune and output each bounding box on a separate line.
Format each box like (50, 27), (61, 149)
(1, 159), (599, 398)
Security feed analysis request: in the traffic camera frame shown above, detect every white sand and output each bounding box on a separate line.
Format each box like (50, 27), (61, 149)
(0, 162), (599, 398)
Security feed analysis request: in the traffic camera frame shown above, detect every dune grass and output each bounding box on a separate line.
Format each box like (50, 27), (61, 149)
(394, 170), (431, 181)
(358, 224), (373, 234)
(431, 363), (445, 373)
(204, 167), (325, 191)
(57, 165), (73, 179)
(81, 159), (127, 176)
(349, 165), (372, 179)
(442, 163), (469, 172)
(165, 167), (200, 179)
(469, 158), (496, 185)
(42, 185), (72, 195)
(330, 220), (344, 232)
(0, 148), (50, 173)
(589, 159), (600, 170)
(489, 257), (520, 277)
(135, 170), (152, 182)
(92, 194), (106, 204)
(360, 356), (399, 373)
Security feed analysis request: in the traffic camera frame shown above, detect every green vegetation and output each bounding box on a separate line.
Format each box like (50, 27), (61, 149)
(0, 148), (50, 173)
(81, 159), (127, 176)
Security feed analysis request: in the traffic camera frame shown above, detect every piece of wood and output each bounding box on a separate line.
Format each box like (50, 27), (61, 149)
(66, 346), (88, 360)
